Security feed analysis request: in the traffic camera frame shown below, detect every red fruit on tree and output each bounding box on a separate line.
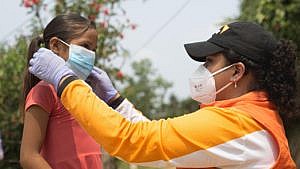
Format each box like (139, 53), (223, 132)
(104, 8), (110, 15)
(23, 0), (33, 8)
(116, 71), (124, 79)
(32, 0), (40, 4)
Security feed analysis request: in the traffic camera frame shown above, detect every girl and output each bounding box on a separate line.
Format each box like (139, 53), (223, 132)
(20, 14), (102, 169)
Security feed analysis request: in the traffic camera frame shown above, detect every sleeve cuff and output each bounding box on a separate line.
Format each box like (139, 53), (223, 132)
(108, 96), (125, 109)
(57, 76), (79, 97)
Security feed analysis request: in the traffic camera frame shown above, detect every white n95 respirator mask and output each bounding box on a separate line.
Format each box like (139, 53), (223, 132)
(189, 63), (234, 104)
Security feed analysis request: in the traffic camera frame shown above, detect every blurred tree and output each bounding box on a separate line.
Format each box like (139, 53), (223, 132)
(231, 0), (300, 165)
(0, 37), (27, 168)
(120, 59), (198, 120)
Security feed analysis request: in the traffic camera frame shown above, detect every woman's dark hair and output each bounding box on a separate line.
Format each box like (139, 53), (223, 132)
(223, 40), (297, 122)
(20, 13), (96, 115)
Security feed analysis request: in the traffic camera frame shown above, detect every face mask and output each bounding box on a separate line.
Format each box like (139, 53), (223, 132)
(59, 39), (95, 80)
(189, 63), (234, 104)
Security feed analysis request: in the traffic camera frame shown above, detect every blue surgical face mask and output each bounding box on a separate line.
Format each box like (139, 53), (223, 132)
(59, 39), (95, 80)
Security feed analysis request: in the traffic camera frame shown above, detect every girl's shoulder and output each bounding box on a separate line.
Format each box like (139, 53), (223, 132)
(31, 81), (57, 97)
(25, 81), (58, 113)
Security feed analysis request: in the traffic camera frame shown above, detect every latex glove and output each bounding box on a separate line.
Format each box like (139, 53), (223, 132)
(29, 48), (75, 90)
(86, 67), (118, 103)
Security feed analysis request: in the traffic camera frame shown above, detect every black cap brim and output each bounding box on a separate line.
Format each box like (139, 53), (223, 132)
(184, 41), (224, 62)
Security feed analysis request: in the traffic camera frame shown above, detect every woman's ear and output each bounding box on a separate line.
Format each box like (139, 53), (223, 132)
(230, 62), (245, 82)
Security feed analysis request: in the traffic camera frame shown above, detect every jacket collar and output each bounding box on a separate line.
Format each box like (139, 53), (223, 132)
(200, 91), (271, 109)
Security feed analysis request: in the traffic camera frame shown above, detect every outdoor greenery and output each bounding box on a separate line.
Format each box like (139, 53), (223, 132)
(0, 37), (28, 169)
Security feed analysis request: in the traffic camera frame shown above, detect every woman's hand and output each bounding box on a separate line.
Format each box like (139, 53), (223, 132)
(29, 48), (75, 90)
(86, 67), (118, 103)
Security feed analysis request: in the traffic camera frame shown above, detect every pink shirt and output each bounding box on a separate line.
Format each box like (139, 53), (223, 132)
(25, 81), (102, 169)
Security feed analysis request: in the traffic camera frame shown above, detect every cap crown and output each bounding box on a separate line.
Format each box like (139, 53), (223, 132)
(208, 22), (278, 64)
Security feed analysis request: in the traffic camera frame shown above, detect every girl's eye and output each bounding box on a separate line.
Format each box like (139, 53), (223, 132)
(78, 42), (96, 51)
(81, 44), (90, 50)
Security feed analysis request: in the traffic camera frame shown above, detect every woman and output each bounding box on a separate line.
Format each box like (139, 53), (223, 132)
(20, 14), (102, 169)
(29, 22), (297, 168)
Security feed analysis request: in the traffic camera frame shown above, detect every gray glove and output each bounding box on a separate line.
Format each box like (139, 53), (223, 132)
(29, 48), (75, 90)
(86, 67), (118, 103)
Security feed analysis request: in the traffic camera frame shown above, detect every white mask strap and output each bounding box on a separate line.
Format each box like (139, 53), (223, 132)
(213, 64), (237, 95)
(215, 81), (233, 95)
(58, 38), (70, 47)
(211, 64), (234, 76)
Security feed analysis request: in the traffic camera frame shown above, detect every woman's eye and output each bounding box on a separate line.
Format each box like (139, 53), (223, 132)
(204, 60), (211, 67)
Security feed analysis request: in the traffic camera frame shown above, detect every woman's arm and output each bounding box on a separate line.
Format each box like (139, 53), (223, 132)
(114, 98), (150, 123)
(20, 105), (52, 169)
(59, 79), (267, 168)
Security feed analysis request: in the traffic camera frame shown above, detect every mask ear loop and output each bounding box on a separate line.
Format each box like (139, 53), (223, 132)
(211, 64), (234, 76)
(216, 81), (233, 95)
(57, 38), (70, 47)
(212, 64), (236, 95)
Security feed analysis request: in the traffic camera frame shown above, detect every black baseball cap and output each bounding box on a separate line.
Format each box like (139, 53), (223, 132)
(184, 22), (278, 63)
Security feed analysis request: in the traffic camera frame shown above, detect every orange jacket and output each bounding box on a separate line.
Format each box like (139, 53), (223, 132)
(199, 92), (296, 169)
(59, 80), (296, 168)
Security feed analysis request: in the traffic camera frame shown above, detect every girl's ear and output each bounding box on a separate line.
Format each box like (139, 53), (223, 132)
(49, 37), (62, 55)
(49, 37), (69, 60)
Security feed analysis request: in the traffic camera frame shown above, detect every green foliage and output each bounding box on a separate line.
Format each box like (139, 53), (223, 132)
(120, 58), (198, 120)
(121, 59), (172, 119)
(238, 0), (300, 46)
(0, 37), (28, 168)
(161, 94), (199, 118)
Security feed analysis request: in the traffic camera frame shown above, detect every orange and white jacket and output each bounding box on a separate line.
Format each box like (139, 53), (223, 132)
(59, 79), (296, 169)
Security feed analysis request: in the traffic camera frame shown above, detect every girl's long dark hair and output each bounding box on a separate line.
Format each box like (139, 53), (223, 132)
(223, 40), (297, 123)
(20, 13), (96, 115)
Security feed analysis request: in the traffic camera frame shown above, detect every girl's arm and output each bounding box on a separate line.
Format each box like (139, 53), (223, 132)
(20, 105), (52, 169)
